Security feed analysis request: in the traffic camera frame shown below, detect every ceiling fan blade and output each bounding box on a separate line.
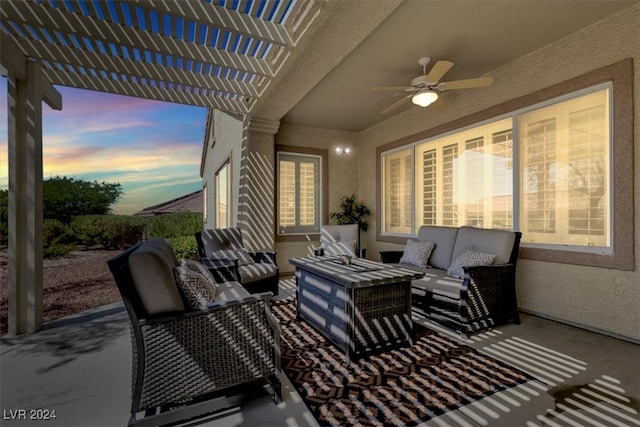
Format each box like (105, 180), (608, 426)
(425, 60), (454, 83)
(370, 86), (415, 92)
(437, 76), (493, 91)
(381, 94), (412, 114)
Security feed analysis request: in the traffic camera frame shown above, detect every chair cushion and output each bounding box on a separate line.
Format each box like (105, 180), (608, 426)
(199, 228), (245, 252)
(209, 248), (255, 266)
(173, 266), (217, 309)
(412, 269), (464, 299)
(215, 281), (251, 300)
(129, 239), (184, 315)
(447, 250), (496, 279)
(239, 263), (279, 284)
(417, 226), (459, 270)
(451, 226), (516, 265)
(320, 224), (358, 244)
(323, 240), (357, 256)
(400, 239), (435, 269)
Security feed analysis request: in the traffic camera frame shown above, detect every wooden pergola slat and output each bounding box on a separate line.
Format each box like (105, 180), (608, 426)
(43, 67), (252, 112)
(16, 36), (261, 99)
(5, 1), (275, 77)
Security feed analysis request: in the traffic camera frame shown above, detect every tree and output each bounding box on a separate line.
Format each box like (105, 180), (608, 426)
(43, 176), (123, 224)
(329, 193), (371, 255)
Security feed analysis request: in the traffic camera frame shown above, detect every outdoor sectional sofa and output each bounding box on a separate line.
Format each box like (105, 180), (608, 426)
(380, 225), (522, 337)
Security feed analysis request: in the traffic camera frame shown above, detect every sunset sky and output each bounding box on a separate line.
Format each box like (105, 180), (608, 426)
(0, 78), (208, 215)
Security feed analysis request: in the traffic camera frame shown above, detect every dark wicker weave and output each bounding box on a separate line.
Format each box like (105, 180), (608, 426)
(382, 232), (522, 337)
(291, 256), (421, 361)
(108, 241), (281, 426)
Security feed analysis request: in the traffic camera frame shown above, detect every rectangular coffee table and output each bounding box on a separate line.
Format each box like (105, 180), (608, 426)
(289, 256), (424, 362)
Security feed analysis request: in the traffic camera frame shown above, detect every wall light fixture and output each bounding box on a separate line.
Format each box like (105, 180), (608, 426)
(336, 147), (351, 155)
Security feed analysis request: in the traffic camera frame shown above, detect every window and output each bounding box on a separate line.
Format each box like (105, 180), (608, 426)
(520, 90), (610, 248)
(382, 147), (412, 234)
(215, 159), (231, 228)
(380, 85), (611, 254)
(277, 152), (321, 234)
(203, 184), (208, 223)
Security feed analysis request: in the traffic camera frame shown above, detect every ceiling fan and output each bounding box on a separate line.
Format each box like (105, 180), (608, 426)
(371, 57), (494, 114)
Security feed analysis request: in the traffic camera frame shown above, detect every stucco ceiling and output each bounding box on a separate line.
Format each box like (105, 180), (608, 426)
(279, 0), (638, 132)
(1, 0), (636, 134)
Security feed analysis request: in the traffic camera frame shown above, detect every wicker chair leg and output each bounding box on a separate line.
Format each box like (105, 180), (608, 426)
(267, 374), (282, 404)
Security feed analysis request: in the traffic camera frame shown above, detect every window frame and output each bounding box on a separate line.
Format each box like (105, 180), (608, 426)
(214, 157), (232, 229)
(275, 145), (328, 242)
(376, 59), (634, 270)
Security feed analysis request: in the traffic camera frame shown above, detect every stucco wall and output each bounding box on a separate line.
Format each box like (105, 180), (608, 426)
(275, 124), (359, 272)
(202, 110), (243, 230)
(356, 5), (640, 342)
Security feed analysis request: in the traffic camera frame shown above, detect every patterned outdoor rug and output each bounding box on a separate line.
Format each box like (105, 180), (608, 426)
(272, 298), (535, 427)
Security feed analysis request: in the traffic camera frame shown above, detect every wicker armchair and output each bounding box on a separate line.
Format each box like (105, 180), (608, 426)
(195, 228), (279, 295)
(108, 238), (281, 426)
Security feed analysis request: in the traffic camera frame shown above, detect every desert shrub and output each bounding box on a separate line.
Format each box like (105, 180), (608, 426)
(44, 242), (76, 258)
(71, 215), (144, 249)
(168, 235), (199, 260)
(42, 219), (77, 259)
(146, 212), (203, 239)
(43, 219), (75, 245)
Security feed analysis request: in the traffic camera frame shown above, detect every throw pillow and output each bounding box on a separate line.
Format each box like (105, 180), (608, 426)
(181, 258), (217, 284)
(447, 250), (496, 279)
(173, 266), (218, 309)
(323, 240), (357, 256)
(209, 248), (255, 266)
(400, 239), (436, 269)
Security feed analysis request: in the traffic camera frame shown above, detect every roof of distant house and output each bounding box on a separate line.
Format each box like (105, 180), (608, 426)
(133, 189), (203, 217)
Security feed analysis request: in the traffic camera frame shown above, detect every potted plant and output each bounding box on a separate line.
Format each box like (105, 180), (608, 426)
(330, 193), (370, 256)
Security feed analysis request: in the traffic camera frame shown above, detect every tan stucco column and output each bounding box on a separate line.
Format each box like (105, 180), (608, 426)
(237, 117), (280, 251)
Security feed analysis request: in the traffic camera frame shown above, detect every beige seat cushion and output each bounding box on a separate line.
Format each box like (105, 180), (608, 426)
(239, 263), (279, 284)
(412, 269), (464, 300)
(417, 226), (459, 270)
(129, 239), (184, 315)
(215, 280), (251, 300)
(451, 227), (515, 265)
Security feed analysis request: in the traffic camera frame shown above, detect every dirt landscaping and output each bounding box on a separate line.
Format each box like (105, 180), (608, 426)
(0, 249), (121, 336)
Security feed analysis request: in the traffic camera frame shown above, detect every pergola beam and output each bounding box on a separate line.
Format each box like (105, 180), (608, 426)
(42, 67), (254, 112)
(0, 33), (62, 110)
(16, 37), (262, 99)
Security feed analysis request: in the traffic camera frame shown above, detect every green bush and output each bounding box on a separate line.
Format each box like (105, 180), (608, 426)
(43, 219), (75, 245)
(44, 242), (76, 258)
(42, 219), (77, 259)
(146, 212), (203, 239)
(168, 235), (199, 260)
(71, 215), (144, 249)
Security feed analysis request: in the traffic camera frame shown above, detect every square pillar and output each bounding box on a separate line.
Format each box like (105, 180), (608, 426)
(7, 59), (44, 334)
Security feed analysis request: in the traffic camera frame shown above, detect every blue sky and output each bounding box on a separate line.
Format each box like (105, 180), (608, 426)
(0, 78), (208, 215)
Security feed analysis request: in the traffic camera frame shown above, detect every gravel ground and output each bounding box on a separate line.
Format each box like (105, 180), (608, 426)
(0, 249), (121, 336)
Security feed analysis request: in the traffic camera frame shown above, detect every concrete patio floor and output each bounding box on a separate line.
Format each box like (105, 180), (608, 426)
(1, 279), (638, 427)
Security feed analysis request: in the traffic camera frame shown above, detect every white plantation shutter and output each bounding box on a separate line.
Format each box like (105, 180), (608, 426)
(278, 153), (320, 234)
(521, 89), (609, 247)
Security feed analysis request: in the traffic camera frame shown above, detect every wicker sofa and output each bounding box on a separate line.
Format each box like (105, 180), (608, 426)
(380, 226), (522, 337)
(108, 238), (281, 426)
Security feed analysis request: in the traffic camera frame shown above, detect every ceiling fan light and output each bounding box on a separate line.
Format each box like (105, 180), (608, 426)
(412, 90), (438, 107)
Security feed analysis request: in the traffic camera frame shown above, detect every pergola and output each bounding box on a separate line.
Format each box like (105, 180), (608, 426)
(0, 0), (327, 335)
